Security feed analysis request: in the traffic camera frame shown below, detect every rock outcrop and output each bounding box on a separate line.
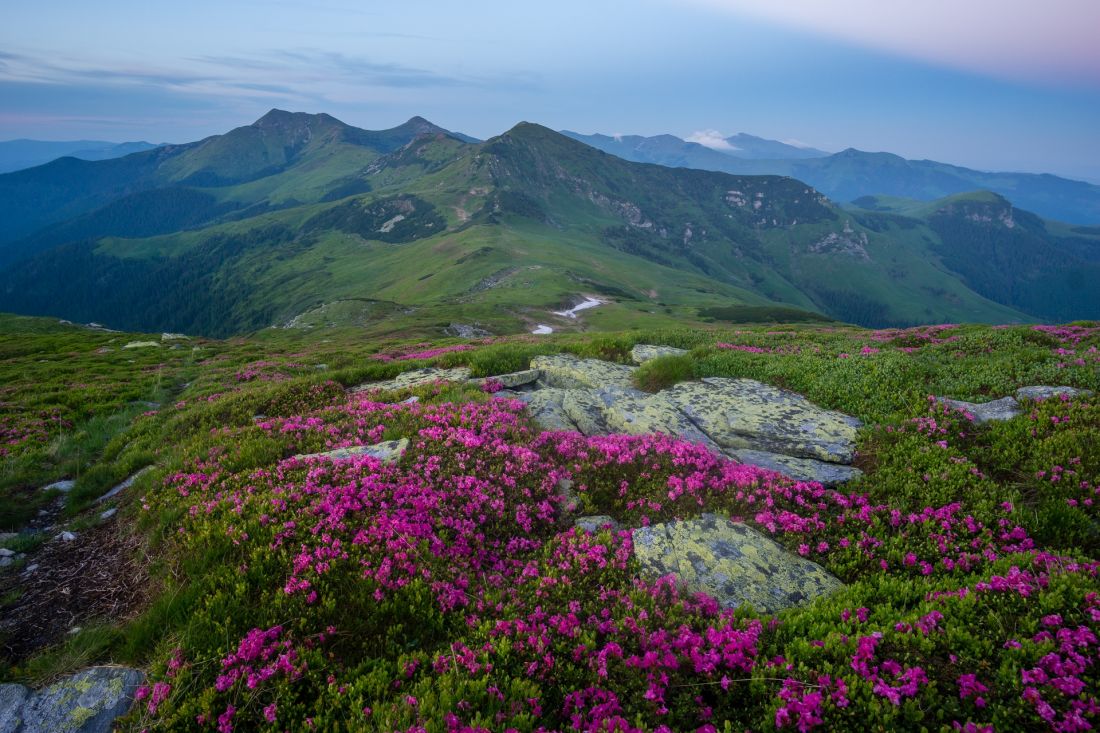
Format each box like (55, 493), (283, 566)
(935, 396), (1022, 424)
(294, 438), (409, 463)
(0, 666), (143, 733)
(1015, 385), (1093, 402)
(630, 344), (688, 364)
(632, 513), (843, 613)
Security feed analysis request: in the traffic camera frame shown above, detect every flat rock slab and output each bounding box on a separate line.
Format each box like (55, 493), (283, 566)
(516, 389), (579, 432)
(121, 341), (159, 349)
(936, 396), (1022, 424)
(352, 367), (472, 394)
(530, 354), (636, 390)
(562, 390), (615, 436)
(295, 438), (408, 463)
(1015, 385), (1094, 402)
(1, 666), (144, 733)
(728, 449), (863, 486)
(595, 387), (722, 451)
(633, 513), (843, 613)
(664, 378), (861, 463)
(630, 344), (689, 365)
(473, 369), (541, 389)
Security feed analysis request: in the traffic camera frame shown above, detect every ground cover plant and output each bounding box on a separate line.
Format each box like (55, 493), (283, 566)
(1, 316), (1099, 731)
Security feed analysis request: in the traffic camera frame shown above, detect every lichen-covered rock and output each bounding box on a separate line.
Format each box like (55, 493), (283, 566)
(728, 449), (863, 486)
(473, 369), (541, 389)
(530, 354), (636, 390)
(121, 341), (159, 349)
(664, 378), (861, 463)
(574, 515), (620, 533)
(630, 344), (688, 365)
(936, 396), (1022, 424)
(562, 390), (614, 436)
(0, 683), (29, 733)
(594, 387), (722, 451)
(515, 389), (578, 432)
(10, 666), (144, 733)
(294, 438), (409, 463)
(632, 513), (843, 613)
(1015, 385), (1094, 402)
(352, 367), (472, 394)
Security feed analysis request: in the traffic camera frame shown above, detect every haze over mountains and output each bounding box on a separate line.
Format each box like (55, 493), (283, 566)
(0, 139), (165, 174)
(564, 131), (1100, 226)
(0, 110), (1097, 337)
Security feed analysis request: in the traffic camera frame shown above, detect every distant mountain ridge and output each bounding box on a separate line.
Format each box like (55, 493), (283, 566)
(564, 131), (1100, 225)
(0, 139), (165, 174)
(0, 111), (1096, 337)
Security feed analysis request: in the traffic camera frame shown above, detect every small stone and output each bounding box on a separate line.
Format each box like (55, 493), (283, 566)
(473, 369), (541, 389)
(630, 344), (689, 365)
(1015, 385), (1093, 402)
(0, 548), (14, 557)
(100, 508), (117, 520)
(42, 480), (76, 493)
(574, 515), (620, 533)
(122, 340), (160, 349)
(23, 563), (38, 574)
(68, 626), (82, 635)
(936, 396), (1022, 424)
(0, 557), (11, 568)
(401, 396), (420, 404)
(57, 531), (77, 542)
(97, 466), (153, 503)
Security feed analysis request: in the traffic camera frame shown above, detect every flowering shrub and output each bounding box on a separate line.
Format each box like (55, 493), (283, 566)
(128, 383), (1100, 732)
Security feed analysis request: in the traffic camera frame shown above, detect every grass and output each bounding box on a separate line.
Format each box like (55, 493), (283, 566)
(632, 353), (695, 392)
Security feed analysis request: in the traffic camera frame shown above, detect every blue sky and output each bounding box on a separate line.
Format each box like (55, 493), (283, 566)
(2, 0), (1098, 180)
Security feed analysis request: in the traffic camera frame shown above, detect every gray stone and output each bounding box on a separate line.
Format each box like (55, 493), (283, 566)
(0, 683), (30, 733)
(562, 390), (614, 436)
(352, 367), (473, 394)
(664, 378), (862, 463)
(97, 467), (153, 503)
(99, 509), (117, 520)
(15, 666), (144, 733)
(574, 515), (620, 533)
(445, 323), (492, 338)
(936, 396), (1022, 424)
(728, 449), (863, 486)
(57, 531), (76, 542)
(473, 369), (541, 389)
(557, 478), (579, 512)
(592, 387), (722, 451)
(121, 341), (159, 349)
(516, 389), (578, 432)
(529, 354), (636, 390)
(42, 480), (75, 493)
(0, 549), (13, 558)
(1015, 385), (1094, 402)
(294, 438), (409, 463)
(630, 344), (689, 365)
(160, 332), (189, 341)
(0, 557), (11, 568)
(632, 513), (843, 613)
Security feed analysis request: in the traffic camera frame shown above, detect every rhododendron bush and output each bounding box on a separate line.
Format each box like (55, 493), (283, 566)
(126, 382), (1100, 732)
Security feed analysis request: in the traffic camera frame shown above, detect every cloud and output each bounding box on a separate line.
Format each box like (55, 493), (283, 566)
(687, 0), (1100, 86)
(685, 129), (740, 151)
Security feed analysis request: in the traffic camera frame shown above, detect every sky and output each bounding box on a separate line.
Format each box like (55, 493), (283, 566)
(1, 0), (1099, 181)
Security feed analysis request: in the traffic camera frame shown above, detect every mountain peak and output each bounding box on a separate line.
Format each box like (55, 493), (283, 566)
(251, 109), (345, 131)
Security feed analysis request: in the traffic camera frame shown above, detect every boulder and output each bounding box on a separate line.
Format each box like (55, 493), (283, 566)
(630, 344), (689, 365)
(728, 449), (863, 486)
(664, 378), (861, 463)
(352, 367), (473, 394)
(516, 389), (578, 432)
(294, 438), (409, 463)
(3, 666), (144, 733)
(1015, 385), (1094, 402)
(936, 396), (1022, 424)
(594, 387), (722, 451)
(632, 513), (843, 613)
(121, 341), (159, 349)
(530, 354), (636, 390)
(574, 515), (620, 533)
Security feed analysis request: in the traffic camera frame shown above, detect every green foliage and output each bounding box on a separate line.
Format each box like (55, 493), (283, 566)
(632, 353), (695, 392)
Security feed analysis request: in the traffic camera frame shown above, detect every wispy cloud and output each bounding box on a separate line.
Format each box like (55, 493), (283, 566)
(688, 0), (1100, 87)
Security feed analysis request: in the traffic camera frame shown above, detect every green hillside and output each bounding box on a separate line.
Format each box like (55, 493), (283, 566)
(3, 113), (1099, 337)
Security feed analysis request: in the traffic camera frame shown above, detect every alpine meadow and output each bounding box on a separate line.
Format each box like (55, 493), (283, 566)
(1, 2), (1099, 732)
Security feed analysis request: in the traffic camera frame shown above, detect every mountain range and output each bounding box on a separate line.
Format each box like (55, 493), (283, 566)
(0, 139), (165, 174)
(564, 131), (1100, 225)
(0, 109), (1097, 337)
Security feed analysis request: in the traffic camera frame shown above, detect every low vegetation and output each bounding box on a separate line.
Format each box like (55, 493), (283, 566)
(1, 316), (1099, 732)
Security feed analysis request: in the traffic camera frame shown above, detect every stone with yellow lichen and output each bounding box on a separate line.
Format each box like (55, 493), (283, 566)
(562, 389), (614, 436)
(664, 378), (861, 463)
(594, 387), (722, 451)
(515, 388), (578, 432)
(632, 513), (843, 613)
(530, 354), (636, 390)
(7, 666), (144, 733)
